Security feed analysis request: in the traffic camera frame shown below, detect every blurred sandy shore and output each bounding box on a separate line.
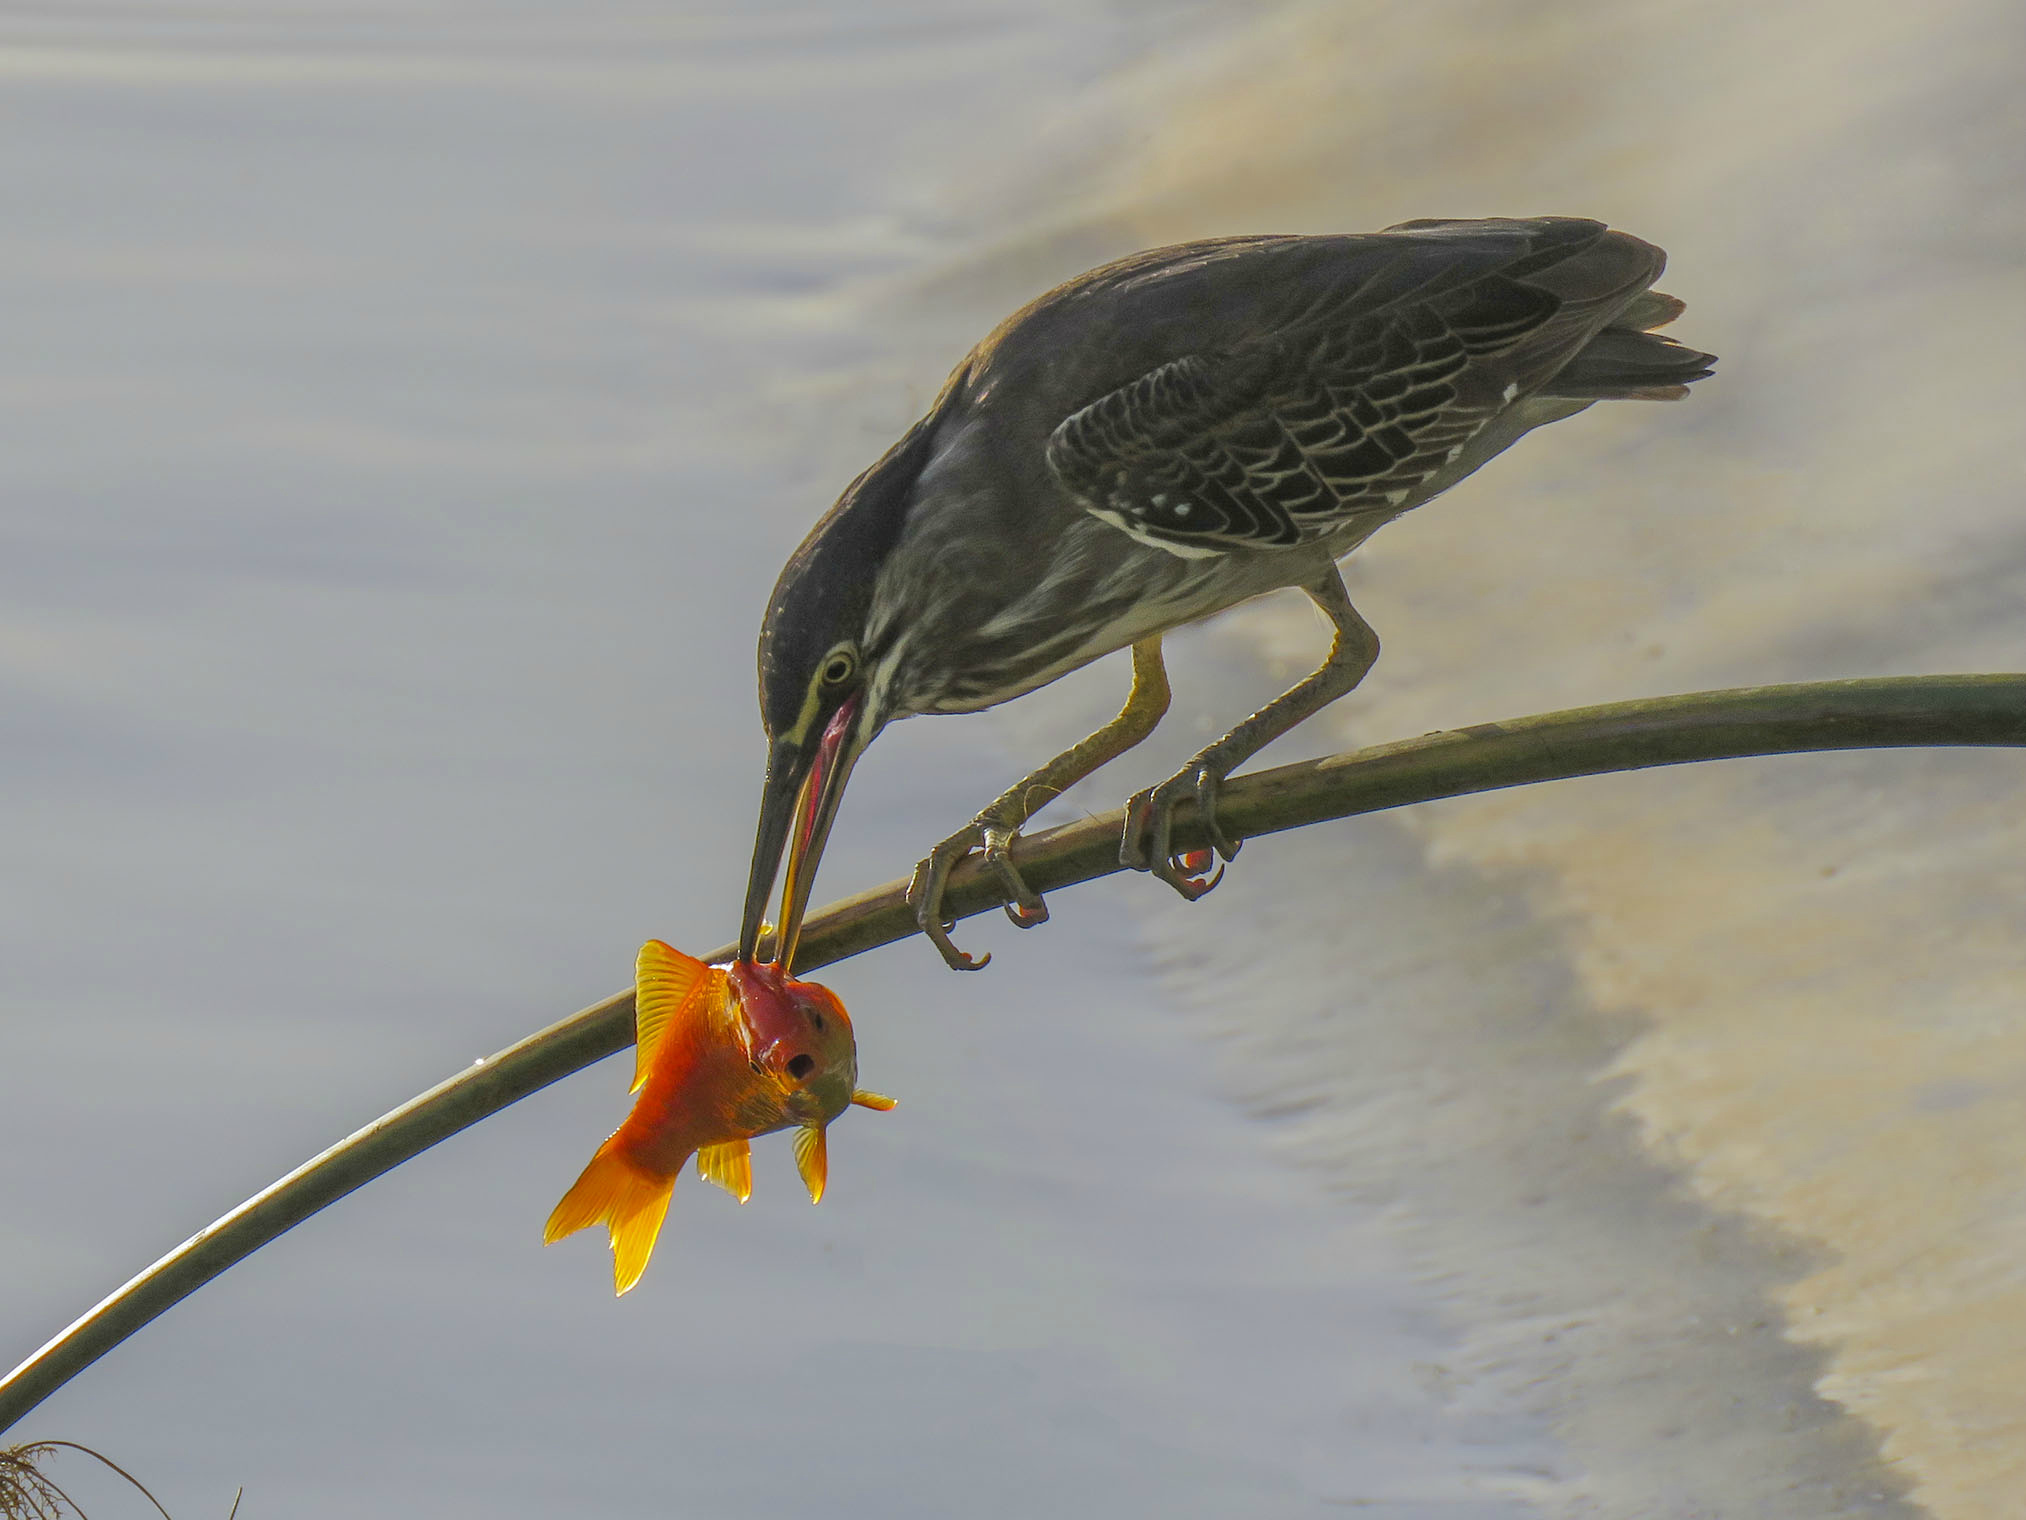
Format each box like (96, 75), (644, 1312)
(881, 1), (2023, 1513)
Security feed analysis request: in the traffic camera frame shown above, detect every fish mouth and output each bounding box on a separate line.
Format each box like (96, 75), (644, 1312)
(724, 962), (858, 1123)
(737, 693), (864, 972)
(726, 960), (802, 1053)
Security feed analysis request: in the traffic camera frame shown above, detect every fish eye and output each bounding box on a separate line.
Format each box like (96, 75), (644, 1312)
(786, 1053), (816, 1079)
(818, 649), (856, 688)
(807, 1009), (825, 1032)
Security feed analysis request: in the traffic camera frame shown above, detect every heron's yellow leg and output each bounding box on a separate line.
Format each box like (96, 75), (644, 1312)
(909, 638), (1171, 970)
(1123, 566), (1379, 898)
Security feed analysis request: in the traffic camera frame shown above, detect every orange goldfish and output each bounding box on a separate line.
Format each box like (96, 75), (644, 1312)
(544, 939), (894, 1294)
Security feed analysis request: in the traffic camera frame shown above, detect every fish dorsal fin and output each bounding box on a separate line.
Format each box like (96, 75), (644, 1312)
(793, 1125), (829, 1205)
(632, 939), (711, 1093)
(696, 1140), (753, 1203)
(850, 1090), (897, 1111)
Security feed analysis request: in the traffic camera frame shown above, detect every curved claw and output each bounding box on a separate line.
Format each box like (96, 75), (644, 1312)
(907, 832), (991, 971)
(1185, 767), (1242, 863)
(981, 823), (1050, 930)
(908, 813), (1054, 970)
(1156, 852), (1225, 900)
(1121, 762), (1241, 902)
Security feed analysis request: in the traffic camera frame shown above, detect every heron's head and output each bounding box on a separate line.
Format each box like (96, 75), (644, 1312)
(738, 410), (949, 970)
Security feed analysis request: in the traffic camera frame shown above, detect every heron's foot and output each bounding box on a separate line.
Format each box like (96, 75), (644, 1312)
(906, 813), (1050, 972)
(1121, 760), (1243, 901)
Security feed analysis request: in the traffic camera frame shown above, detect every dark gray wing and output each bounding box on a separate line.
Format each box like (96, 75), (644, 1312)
(1044, 261), (1567, 554)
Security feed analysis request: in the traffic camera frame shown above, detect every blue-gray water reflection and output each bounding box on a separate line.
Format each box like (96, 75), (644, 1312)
(0, 5), (1545, 1516)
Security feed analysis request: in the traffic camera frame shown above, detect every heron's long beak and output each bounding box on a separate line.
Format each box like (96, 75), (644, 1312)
(737, 695), (864, 972)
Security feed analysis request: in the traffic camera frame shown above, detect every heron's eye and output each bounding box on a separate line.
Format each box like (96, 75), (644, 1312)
(819, 650), (856, 687)
(786, 1053), (816, 1079)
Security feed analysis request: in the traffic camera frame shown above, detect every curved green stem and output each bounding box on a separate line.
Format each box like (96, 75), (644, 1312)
(2, 673), (2022, 1434)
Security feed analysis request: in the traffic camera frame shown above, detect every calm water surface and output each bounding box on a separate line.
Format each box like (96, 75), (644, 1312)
(6, 2), (2021, 1517)
(1, 5), (1548, 1516)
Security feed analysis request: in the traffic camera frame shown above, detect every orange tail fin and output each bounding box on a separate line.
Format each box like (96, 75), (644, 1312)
(544, 1139), (676, 1295)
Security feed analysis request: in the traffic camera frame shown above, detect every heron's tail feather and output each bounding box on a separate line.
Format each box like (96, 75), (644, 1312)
(1541, 325), (1717, 402)
(1610, 289), (1687, 332)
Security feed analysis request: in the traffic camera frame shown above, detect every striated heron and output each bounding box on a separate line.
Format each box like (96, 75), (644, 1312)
(736, 217), (1715, 971)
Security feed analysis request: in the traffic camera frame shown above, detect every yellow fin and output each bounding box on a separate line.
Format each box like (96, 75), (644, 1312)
(696, 1140), (752, 1203)
(792, 1124), (828, 1204)
(633, 939), (711, 1094)
(544, 1140), (676, 1296)
(850, 1090), (897, 1111)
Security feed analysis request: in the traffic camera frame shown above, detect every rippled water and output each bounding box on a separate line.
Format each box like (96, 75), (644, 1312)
(3, 2), (2019, 1517)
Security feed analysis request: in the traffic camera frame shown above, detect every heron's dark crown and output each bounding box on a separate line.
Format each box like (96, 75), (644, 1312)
(757, 385), (959, 741)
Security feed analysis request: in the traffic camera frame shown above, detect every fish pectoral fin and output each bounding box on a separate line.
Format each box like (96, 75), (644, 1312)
(544, 1140), (676, 1297)
(633, 939), (713, 1093)
(696, 1140), (753, 1203)
(792, 1125), (828, 1205)
(850, 1090), (897, 1111)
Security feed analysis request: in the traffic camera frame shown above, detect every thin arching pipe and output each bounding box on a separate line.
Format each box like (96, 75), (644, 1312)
(2, 673), (2022, 1434)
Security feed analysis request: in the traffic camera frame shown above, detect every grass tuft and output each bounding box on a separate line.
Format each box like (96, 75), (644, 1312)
(1, 1443), (184, 1520)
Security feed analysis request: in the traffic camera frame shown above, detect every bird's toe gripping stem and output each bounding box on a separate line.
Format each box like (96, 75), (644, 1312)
(906, 811), (1050, 972)
(1121, 760), (1242, 901)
